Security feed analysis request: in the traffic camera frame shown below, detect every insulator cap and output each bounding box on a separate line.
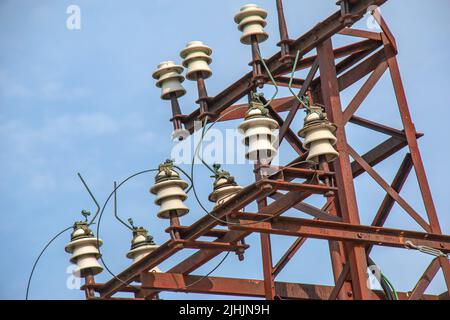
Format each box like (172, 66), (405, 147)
(152, 61), (186, 100)
(65, 222), (103, 277)
(150, 162), (189, 219)
(238, 101), (279, 164)
(298, 106), (339, 163)
(126, 227), (160, 270)
(208, 169), (243, 208)
(234, 4), (269, 45)
(180, 41), (213, 81)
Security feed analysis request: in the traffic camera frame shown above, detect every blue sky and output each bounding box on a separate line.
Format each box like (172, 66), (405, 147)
(0, 0), (449, 300)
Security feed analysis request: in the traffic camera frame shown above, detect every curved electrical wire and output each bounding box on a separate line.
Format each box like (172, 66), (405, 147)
(183, 251), (231, 289)
(288, 50), (311, 112)
(25, 225), (73, 300)
(95, 169), (159, 291)
(367, 256), (396, 300)
(27, 174), (102, 300)
(254, 47), (279, 108)
(382, 273), (398, 300)
(96, 166), (232, 294)
(173, 164), (194, 194)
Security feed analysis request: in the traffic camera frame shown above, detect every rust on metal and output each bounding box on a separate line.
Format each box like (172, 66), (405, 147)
(81, 0), (450, 301)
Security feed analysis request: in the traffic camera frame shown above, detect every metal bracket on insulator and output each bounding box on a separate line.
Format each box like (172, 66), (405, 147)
(405, 240), (449, 259)
(336, 0), (356, 27)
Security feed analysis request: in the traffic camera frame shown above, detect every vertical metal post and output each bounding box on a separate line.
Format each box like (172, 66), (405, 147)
(254, 163), (276, 300)
(275, 0), (292, 64)
(312, 89), (353, 300)
(250, 35), (265, 88)
(169, 92), (183, 133)
(250, 88), (275, 299)
(84, 271), (96, 299)
(317, 38), (371, 300)
(169, 211), (181, 240)
(196, 75), (211, 118)
(383, 36), (450, 290)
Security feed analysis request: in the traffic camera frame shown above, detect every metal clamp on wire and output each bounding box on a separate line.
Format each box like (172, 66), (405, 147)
(404, 240), (449, 259)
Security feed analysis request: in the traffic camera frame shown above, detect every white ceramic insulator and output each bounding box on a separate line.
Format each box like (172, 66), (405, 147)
(209, 177), (243, 208)
(239, 116), (279, 164)
(180, 41), (212, 81)
(150, 179), (189, 219)
(303, 126), (338, 163)
(65, 237), (103, 277)
(152, 61), (186, 100)
(234, 4), (268, 44)
(126, 241), (160, 272)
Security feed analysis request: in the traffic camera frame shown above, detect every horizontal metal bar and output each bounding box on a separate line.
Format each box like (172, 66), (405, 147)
(349, 115), (405, 138)
(169, 239), (249, 251)
(230, 213), (450, 253)
(139, 272), (440, 300)
(216, 96), (295, 122)
(266, 180), (338, 194)
(338, 28), (382, 41)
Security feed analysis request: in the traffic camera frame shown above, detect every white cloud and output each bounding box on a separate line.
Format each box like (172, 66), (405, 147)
(0, 71), (31, 98)
(0, 112), (155, 154)
(40, 81), (89, 101)
(27, 173), (57, 192)
(0, 71), (89, 101)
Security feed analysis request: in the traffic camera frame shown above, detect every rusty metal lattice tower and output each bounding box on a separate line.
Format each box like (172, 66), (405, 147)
(80, 0), (450, 300)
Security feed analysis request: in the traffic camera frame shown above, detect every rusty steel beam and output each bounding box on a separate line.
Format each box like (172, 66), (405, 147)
(383, 37), (442, 235)
(219, 44), (384, 125)
(366, 153), (413, 254)
(253, 163), (276, 300)
(231, 213), (450, 253)
(351, 136), (409, 177)
(138, 272), (441, 300)
(348, 144), (431, 232)
(265, 100), (306, 156)
(327, 264), (350, 300)
(317, 37), (372, 299)
(217, 96), (295, 122)
(409, 258), (441, 300)
(338, 28), (382, 41)
(369, 154), (413, 226)
(372, 8), (397, 52)
(349, 115), (406, 139)
(139, 272), (329, 299)
(272, 236), (307, 279)
(270, 192), (342, 222)
(337, 49), (386, 92)
(276, 38), (381, 80)
(342, 61), (388, 123)
(383, 33), (450, 291)
(278, 57), (319, 144)
(272, 76), (304, 88)
(140, 190), (313, 299)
